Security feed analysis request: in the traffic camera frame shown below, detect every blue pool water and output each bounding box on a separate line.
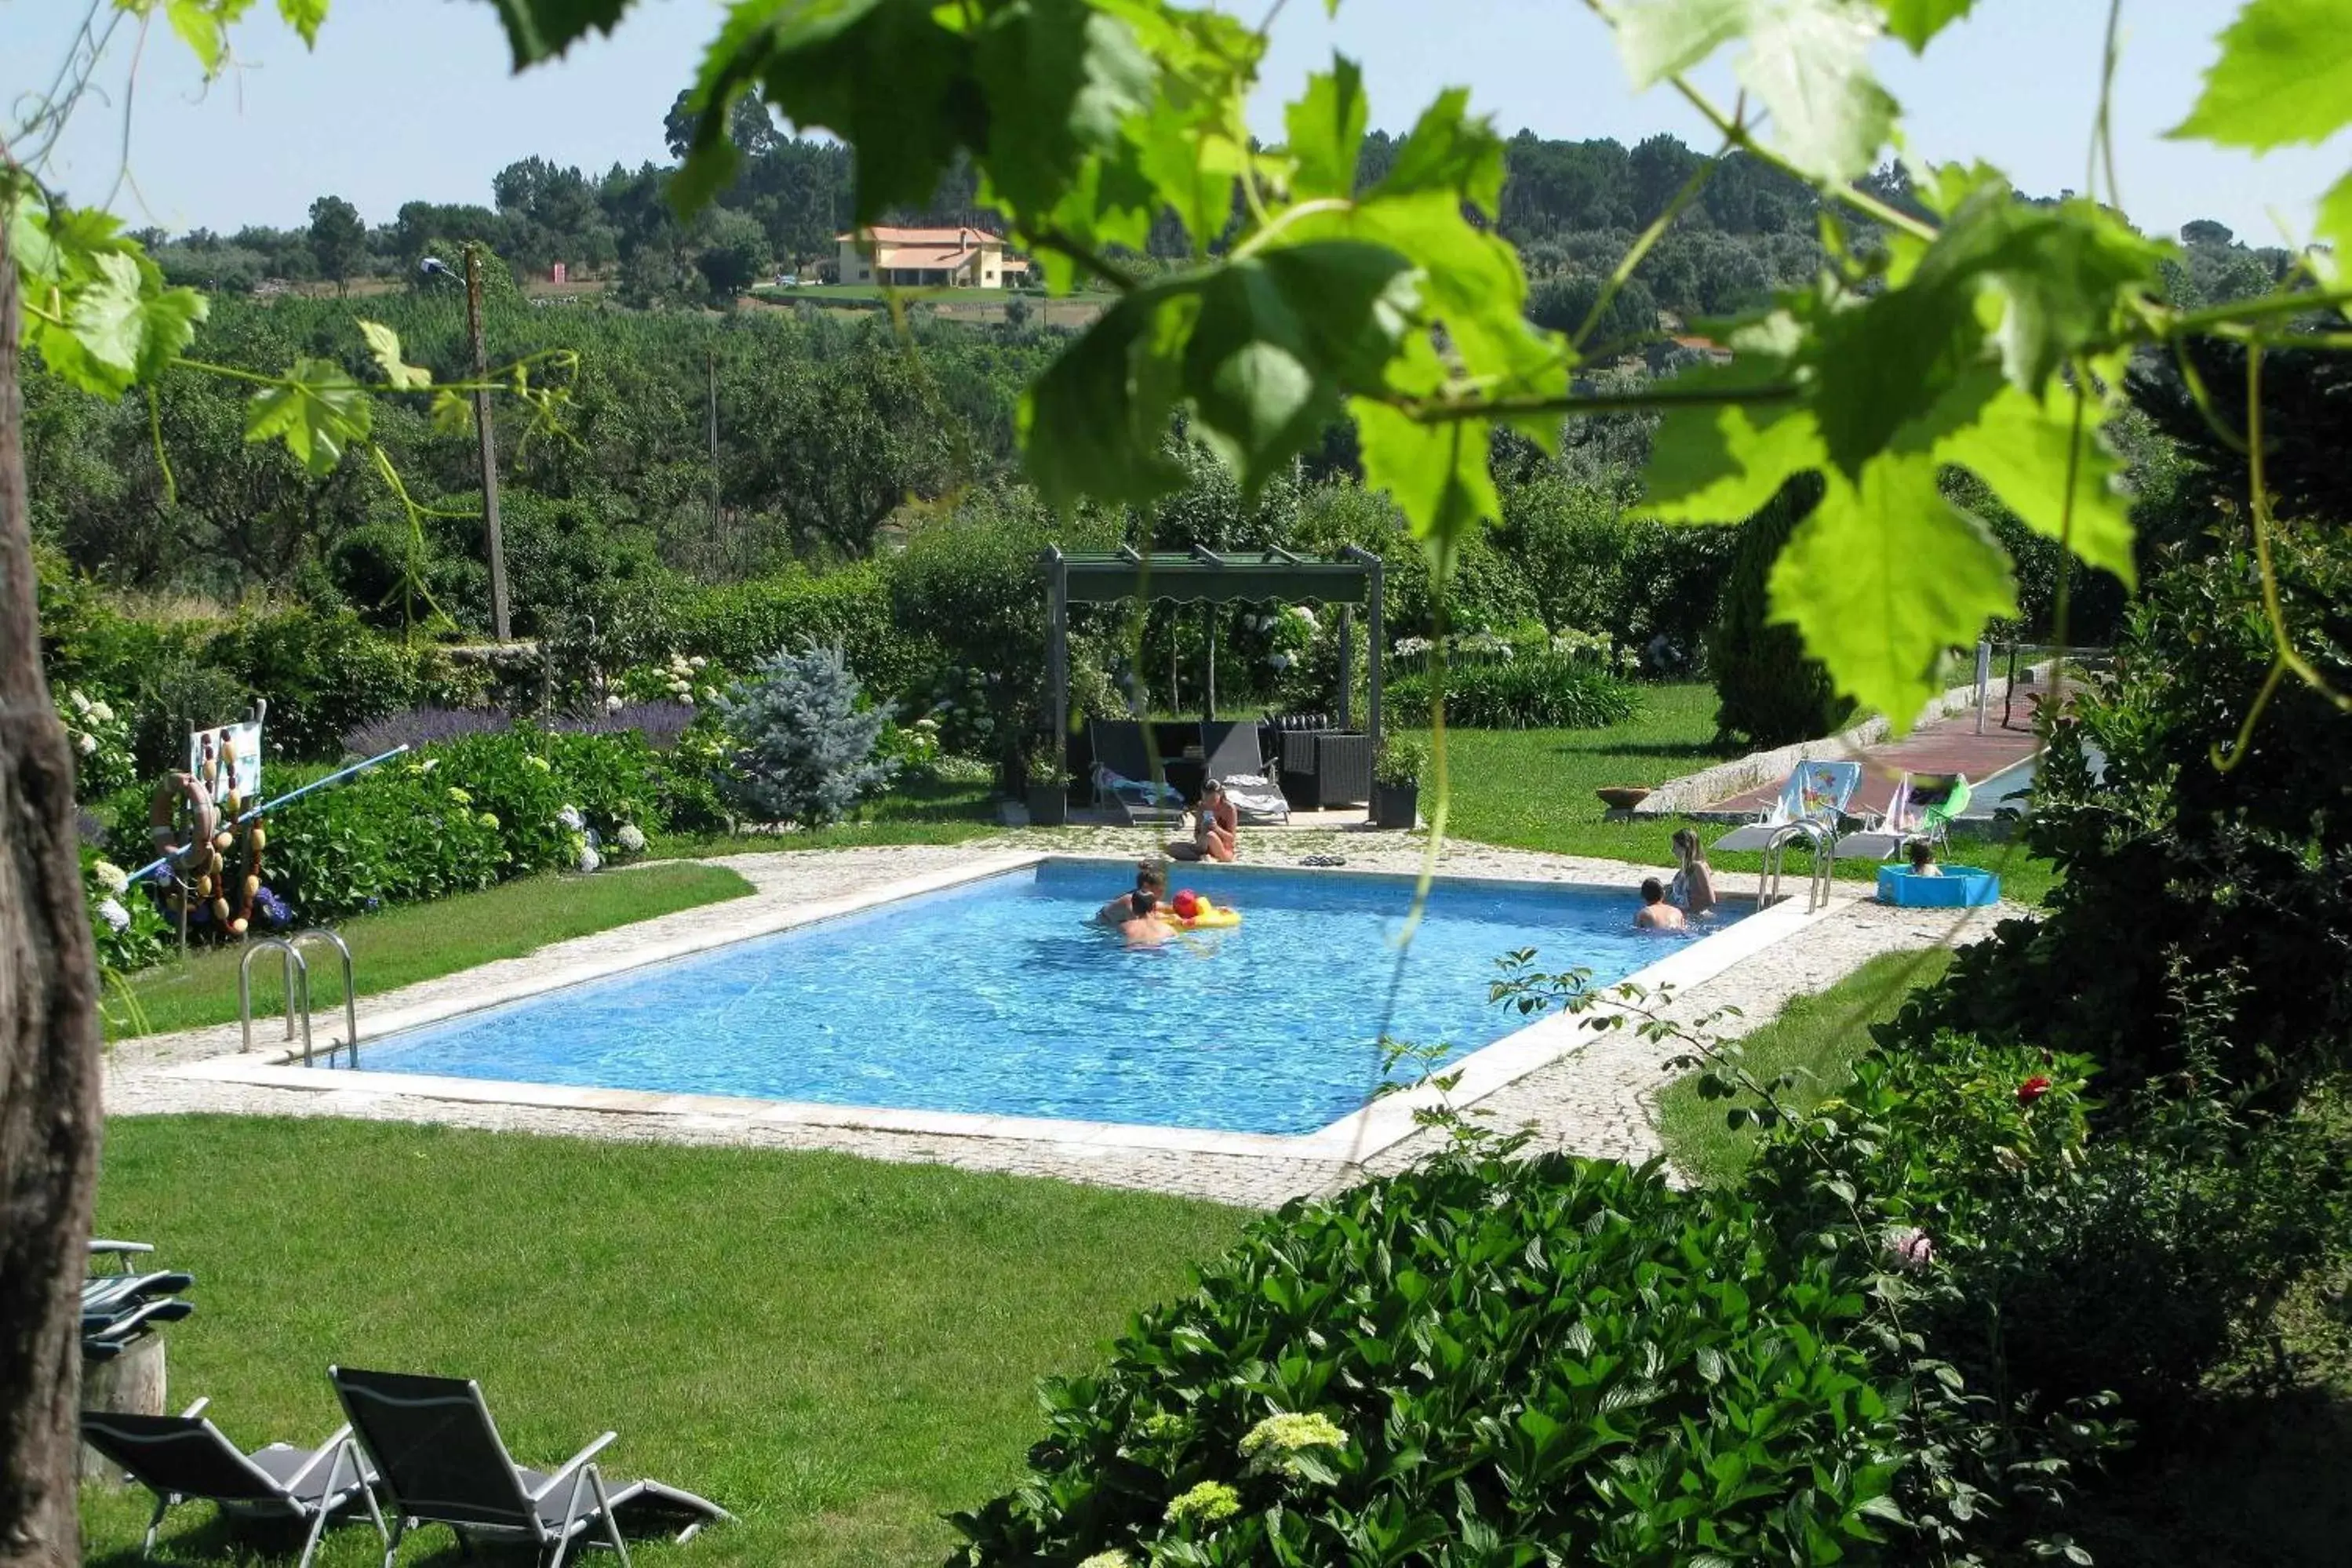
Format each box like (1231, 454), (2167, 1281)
(349, 860), (1731, 1135)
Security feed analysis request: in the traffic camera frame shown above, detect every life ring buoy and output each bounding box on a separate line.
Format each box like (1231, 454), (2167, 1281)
(147, 772), (217, 872)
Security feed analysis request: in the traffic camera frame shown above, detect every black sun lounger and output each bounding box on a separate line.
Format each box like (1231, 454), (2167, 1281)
(331, 1366), (729, 1568)
(82, 1399), (385, 1568)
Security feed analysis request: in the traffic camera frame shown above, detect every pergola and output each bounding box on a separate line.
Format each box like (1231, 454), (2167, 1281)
(1041, 544), (1385, 755)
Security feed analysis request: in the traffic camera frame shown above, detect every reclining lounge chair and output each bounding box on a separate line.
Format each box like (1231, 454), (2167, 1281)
(331, 1366), (729, 1568)
(1712, 759), (1863, 854)
(1199, 721), (1287, 825)
(1834, 772), (1973, 860)
(82, 1399), (384, 1568)
(1088, 719), (1186, 824)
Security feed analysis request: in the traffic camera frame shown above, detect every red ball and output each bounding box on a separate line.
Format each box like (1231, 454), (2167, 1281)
(1172, 890), (1201, 919)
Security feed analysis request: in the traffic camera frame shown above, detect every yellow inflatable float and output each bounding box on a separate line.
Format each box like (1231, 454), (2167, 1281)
(1165, 890), (1241, 930)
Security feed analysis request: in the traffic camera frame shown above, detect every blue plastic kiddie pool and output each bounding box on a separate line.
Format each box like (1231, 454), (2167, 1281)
(1877, 864), (2000, 907)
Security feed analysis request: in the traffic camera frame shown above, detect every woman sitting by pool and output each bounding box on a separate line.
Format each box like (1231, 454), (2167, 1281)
(1167, 777), (1238, 863)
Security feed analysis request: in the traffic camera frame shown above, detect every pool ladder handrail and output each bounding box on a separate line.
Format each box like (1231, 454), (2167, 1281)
(1760, 820), (1836, 913)
(238, 929), (359, 1066)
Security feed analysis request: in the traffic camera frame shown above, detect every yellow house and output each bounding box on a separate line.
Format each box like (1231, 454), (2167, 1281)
(834, 225), (1029, 289)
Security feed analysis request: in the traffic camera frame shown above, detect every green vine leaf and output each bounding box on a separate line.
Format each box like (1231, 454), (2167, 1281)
(971, 0), (1156, 216)
(275, 0), (329, 48)
(1642, 365), (1823, 523)
(1286, 56), (1368, 202)
(2315, 169), (2352, 291)
(1873, 0), (1975, 53)
(69, 252), (208, 384)
(1935, 383), (2138, 588)
(482, 0), (634, 68)
(159, 0), (246, 78)
(1354, 398), (1500, 548)
(358, 320), (431, 391)
(246, 358), (373, 477)
(1768, 452), (2016, 728)
(1611, 0), (1896, 180)
(2171, 0), (2352, 151)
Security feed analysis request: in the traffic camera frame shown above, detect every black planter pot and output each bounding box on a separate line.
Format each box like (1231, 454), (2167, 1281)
(1372, 781), (1419, 830)
(1025, 784), (1069, 827)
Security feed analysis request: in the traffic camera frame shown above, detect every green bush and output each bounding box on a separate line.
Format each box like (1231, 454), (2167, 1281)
(1706, 476), (1855, 744)
(948, 1148), (1917, 1566)
(203, 606), (422, 761)
(607, 565), (918, 703)
(1385, 651), (1640, 729)
(1497, 477), (1738, 668)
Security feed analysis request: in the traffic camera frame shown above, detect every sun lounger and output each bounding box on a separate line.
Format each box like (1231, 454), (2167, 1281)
(1712, 759), (1863, 853)
(1835, 772), (1973, 860)
(331, 1366), (729, 1568)
(82, 1399), (384, 1568)
(1089, 719), (1186, 823)
(1199, 720), (1264, 782)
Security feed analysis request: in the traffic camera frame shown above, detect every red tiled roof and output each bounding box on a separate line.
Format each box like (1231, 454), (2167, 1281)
(837, 225), (1006, 247)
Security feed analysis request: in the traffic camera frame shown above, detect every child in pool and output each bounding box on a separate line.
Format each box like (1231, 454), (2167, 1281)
(1669, 827), (1717, 918)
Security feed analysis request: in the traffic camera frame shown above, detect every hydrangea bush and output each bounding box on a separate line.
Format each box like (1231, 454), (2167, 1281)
(57, 687), (137, 800)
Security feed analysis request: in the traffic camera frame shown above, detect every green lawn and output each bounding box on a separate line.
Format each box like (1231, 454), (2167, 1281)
(110, 863), (755, 1040)
(1424, 683), (2061, 905)
(82, 1118), (1247, 1568)
(1654, 948), (1955, 1187)
(645, 776), (1002, 862)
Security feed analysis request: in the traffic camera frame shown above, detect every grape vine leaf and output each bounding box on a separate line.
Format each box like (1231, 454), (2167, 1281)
(1286, 56), (1368, 202)
(1768, 451), (2016, 727)
(1935, 382), (2136, 588)
(68, 253), (208, 385)
(159, 0), (245, 77)
(246, 358), (373, 477)
(359, 321), (432, 391)
(276, 0), (328, 47)
(481, 0), (635, 68)
(1353, 400), (1499, 549)
(1642, 366), (1822, 522)
(972, 0), (1156, 216)
(2314, 169), (2352, 291)
(1025, 242), (1420, 510)
(1371, 89), (1505, 217)
(1611, 0), (1896, 180)
(2171, 0), (2352, 151)
(1873, 0), (1974, 52)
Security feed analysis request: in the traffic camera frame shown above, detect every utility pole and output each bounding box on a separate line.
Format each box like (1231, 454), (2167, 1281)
(464, 243), (511, 642)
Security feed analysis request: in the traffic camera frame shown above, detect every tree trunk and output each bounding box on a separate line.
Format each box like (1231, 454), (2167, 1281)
(0, 208), (105, 1568)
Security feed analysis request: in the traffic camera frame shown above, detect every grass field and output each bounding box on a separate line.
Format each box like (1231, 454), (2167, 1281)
(109, 864), (754, 1040)
(82, 1119), (1247, 1568)
(1420, 683), (2063, 906)
(1653, 948), (1954, 1187)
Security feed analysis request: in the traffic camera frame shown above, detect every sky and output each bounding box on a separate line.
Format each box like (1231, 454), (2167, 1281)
(2, 0), (2340, 246)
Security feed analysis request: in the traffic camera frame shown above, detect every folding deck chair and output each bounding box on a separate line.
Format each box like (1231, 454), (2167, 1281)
(1711, 759), (1863, 853)
(331, 1366), (729, 1568)
(82, 1399), (384, 1568)
(1835, 772), (1973, 860)
(1199, 722), (1287, 825)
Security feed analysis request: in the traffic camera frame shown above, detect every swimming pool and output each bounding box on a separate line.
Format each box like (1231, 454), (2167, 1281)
(336, 859), (1742, 1137)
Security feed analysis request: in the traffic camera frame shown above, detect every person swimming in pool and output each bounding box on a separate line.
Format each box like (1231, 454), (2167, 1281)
(1635, 876), (1687, 931)
(1116, 887), (1171, 948)
(1095, 860), (1169, 926)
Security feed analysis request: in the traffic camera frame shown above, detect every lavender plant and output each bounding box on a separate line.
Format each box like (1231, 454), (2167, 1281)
(715, 645), (895, 828)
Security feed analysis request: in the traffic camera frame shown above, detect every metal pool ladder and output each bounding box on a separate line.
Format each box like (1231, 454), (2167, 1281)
(1760, 820), (1836, 913)
(238, 929), (360, 1066)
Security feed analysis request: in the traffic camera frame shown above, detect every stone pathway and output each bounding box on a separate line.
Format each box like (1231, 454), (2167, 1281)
(105, 833), (2015, 1209)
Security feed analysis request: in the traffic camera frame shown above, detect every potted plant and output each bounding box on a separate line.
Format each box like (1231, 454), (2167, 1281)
(1372, 735), (1425, 829)
(1023, 737), (1071, 827)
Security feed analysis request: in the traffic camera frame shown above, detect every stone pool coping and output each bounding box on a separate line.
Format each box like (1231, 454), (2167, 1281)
(160, 851), (1836, 1165)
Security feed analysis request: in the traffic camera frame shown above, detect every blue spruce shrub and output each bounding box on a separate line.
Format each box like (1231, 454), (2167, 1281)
(715, 644), (895, 828)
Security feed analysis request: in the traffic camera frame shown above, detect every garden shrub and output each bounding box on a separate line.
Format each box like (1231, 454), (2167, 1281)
(342, 706), (514, 758)
(948, 1148), (1920, 1567)
(1706, 475), (1855, 744)
(1385, 651), (1640, 729)
(55, 686), (137, 800)
(715, 644), (894, 827)
(607, 565), (918, 703)
(1497, 476), (1737, 669)
(202, 606), (422, 759)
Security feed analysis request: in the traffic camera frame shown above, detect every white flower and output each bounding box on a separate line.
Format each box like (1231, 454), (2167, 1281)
(616, 824), (646, 853)
(1289, 605), (1316, 626)
(1267, 652), (1294, 671)
(88, 701), (115, 724)
(699, 686), (718, 703)
(688, 656), (708, 670)
(577, 842), (602, 874)
(97, 897), (130, 933)
(93, 860), (129, 895)
(77, 732), (98, 755)
(914, 717), (939, 731)
(556, 806), (586, 831)
(68, 689), (90, 714)
(606, 694), (625, 711)
(680, 694), (695, 708)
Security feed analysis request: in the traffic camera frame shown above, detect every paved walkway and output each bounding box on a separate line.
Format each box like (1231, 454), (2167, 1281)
(1701, 710), (2042, 821)
(104, 833), (2015, 1209)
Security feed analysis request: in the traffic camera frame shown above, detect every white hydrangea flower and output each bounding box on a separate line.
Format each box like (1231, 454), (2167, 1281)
(68, 689), (90, 714)
(556, 806), (585, 831)
(96, 897), (130, 933)
(688, 656), (708, 670)
(616, 824), (646, 853)
(606, 694), (625, 711)
(577, 842), (602, 874)
(93, 860), (129, 895)
(679, 693), (695, 708)
(88, 700), (115, 724)
(77, 732), (98, 755)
